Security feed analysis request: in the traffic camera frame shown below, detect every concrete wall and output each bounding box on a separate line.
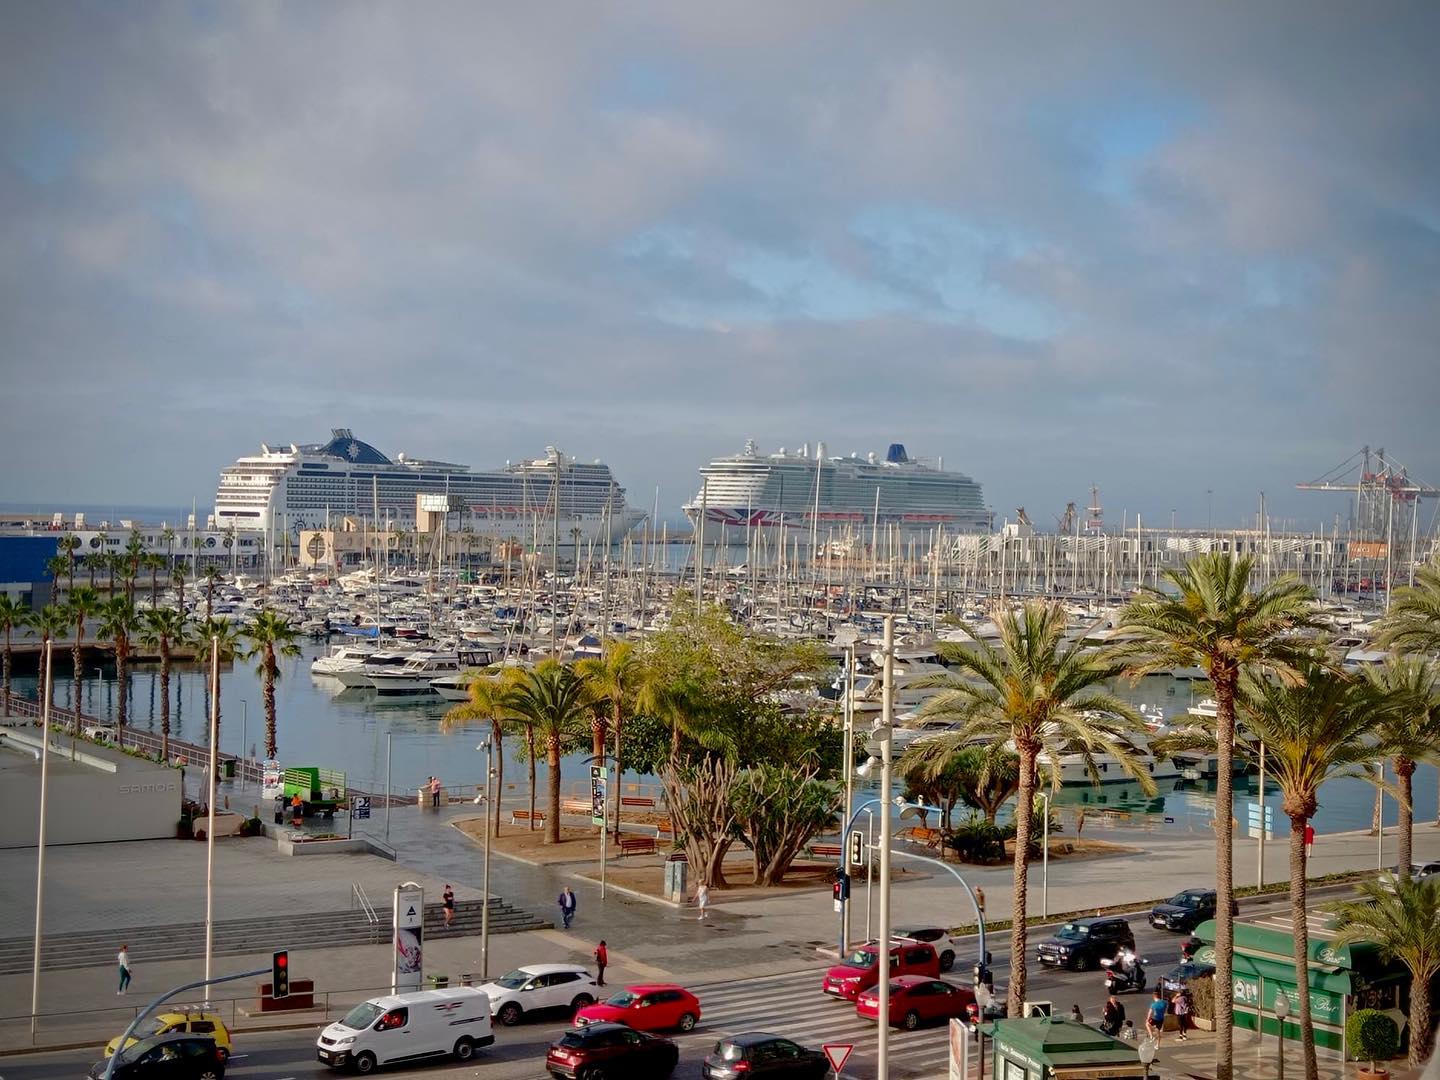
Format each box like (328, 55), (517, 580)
(0, 730), (181, 848)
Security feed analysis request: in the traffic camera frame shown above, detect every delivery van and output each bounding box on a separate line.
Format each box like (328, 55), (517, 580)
(316, 987), (494, 1074)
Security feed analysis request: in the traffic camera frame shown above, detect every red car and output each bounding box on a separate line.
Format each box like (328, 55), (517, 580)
(822, 940), (939, 1001)
(546, 1022), (678, 1079)
(574, 984), (702, 1033)
(856, 976), (976, 1030)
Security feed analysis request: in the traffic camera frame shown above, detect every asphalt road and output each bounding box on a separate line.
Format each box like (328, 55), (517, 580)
(0, 890), (1307, 1080)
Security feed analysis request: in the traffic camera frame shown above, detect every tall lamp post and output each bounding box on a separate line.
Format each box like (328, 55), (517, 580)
(238, 698), (247, 792)
(877, 614), (895, 1080)
(476, 738), (495, 979)
(839, 643), (856, 954)
(1273, 993), (1290, 1080)
(1039, 791), (1051, 918)
(973, 983), (993, 1079)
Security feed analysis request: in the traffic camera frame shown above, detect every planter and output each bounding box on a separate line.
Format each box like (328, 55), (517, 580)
(1356, 1069), (1389, 1079)
(1193, 1018), (1214, 1031)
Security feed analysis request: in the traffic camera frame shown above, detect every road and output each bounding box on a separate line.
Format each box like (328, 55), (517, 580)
(0, 891), (1305, 1080)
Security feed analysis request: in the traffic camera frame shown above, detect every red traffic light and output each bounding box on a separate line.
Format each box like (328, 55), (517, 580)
(276, 953), (288, 969)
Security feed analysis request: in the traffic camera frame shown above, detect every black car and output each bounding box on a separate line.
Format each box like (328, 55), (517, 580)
(546, 1022), (678, 1080)
(702, 1033), (829, 1079)
(88, 1034), (225, 1080)
(1159, 961), (1216, 994)
(891, 927), (960, 972)
(1036, 917), (1135, 971)
(1149, 889), (1219, 932)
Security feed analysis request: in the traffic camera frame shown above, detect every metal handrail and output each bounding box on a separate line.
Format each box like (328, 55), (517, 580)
(351, 882), (380, 943)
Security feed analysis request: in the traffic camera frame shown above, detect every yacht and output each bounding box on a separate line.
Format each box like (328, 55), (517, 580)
(311, 643), (376, 678)
(368, 649), (489, 696)
(330, 649), (416, 689)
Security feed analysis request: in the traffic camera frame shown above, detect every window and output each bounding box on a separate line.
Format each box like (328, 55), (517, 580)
(620, 1029), (642, 1045)
(378, 1008), (407, 1029)
(191, 1021), (215, 1034)
(906, 949), (930, 965)
(552, 971), (580, 986)
(773, 1040), (800, 1058)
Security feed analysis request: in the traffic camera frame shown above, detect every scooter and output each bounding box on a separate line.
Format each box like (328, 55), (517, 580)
(1100, 955), (1147, 993)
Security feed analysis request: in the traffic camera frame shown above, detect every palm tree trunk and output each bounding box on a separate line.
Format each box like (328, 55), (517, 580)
(263, 650), (278, 759)
(1007, 746), (1036, 1017)
(1287, 813), (1318, 1080)
(546, 735), (561, 844)
(115, 639), (127, 748)
(1409, 966), (1434, 1069)
(1397, 758), (1415, 876)
(525, 724), (537, 830)
(1371, 778), (1382, 835)
(1213, 676), (1238, 1080)
(159, 638), (171, 762)
(71, 636), (83, 737)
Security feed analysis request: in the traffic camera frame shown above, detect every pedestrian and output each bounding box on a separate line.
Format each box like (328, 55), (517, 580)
(1070, 1004), (1084, 1023)
(558, 885), (577, 929)
(442, 884), (455, 928)
(694, 881), (711, 921)
(290, 792), (303, 826)
(1146, 988), (1168, 1044)
(593, 940), (608, 987)
(429, 775), (442, 808)
(1121, 1020), (1137, 1042)
(1172, 988), (1191, 1041)
(1101, 994), (1125, 1038)
(117, 944), (132, 995)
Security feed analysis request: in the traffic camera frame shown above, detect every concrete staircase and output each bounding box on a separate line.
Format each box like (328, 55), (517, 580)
(0, 899), (549, 975)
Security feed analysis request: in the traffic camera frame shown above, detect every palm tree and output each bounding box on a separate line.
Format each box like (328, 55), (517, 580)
(1117, 553), (1315, 1080)
(443, 669), (525, 837)
(202, 566), (222, 620)
(242, 611), (301, 760)
(124, 532), (145, 603)
(33, 604), (69, 710)
(899, 740), (1023, 827)
(190, 618), (242, 745)
(1237, 659), (1388, 1079)
(914, 600), (1154, 1014)
(0, 595), (30, 716)
(85, 552), (100, 589)
(140, 608), (187, 761)
(576, 640), (642, 837)
(161, 527), (176, 571)
(1378, 560), (1440, 657)
(64, 586), (102, 735)
(58, 534), (81, 591)
(97, 596), (138, 747)
(143, 554), (166, 608)
(1367, 658), (1440, 875)
(45, 555), (69, 600)
(1328, 876), (1440, 1069)
(172, 565), (187, 615)
(507, 660), (592, 844)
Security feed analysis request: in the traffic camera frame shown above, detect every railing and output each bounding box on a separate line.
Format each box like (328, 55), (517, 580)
(351, 882), (381, 943)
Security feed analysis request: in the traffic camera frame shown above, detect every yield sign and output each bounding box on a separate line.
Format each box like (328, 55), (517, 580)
(823, 1043), (854, 1074)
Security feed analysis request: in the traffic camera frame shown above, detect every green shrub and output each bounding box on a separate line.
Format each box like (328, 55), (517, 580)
(1346, 1009), (1399, 1068)
(1188, 974), (1215, 1021)
(945, 816), (1007, 864)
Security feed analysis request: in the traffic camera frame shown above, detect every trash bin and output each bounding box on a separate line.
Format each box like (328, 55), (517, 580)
(427, 975), (449, 989)
(224, 759), (237, 779)
(460, 973), (477, 988)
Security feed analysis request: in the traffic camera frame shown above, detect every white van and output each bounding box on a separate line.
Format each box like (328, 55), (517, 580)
(317, 987), (494, 1074)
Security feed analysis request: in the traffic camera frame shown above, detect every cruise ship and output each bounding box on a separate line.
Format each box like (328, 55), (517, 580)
(214, 429), (646, 542)
(684, 440), (992, 542)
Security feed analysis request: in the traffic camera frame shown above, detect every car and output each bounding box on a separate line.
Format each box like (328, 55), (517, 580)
(105, 1010), (233, 1061)
(477, 963), (599, 1026)
(1411, 861), (1440, 880)
(1036, 917), (1135, 971)
(856, 976), (977, 1031)
(1158, 961), (1216, 995)
(702, 1033), (829, 1079)
(88, 1034), (225, 1080)
(891, 926), (962, 972)
(574, 984), (702, 1033)
(1149, 889), (1219, 933)
(822, 939), (940, 1001)
(546, 1021), (679, 1079)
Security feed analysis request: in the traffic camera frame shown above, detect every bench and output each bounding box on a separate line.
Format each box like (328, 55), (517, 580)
(897, 826), (944, 852)
(510, 809), (546, 826)
(621, 796), (658, 808)
(810, 843), (843, 859)
(560, 799), (591, 816)
(618, 836), (658, 857)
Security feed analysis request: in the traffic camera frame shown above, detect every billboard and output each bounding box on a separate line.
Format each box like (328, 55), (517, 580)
(393, 882), (425, 992)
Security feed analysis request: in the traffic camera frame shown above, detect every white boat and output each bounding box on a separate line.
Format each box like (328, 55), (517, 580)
(311, 643), (376, 678)
(1039, 746), (1182, 786)
(331, 649), (415, 689)
(368, 649), (490, 696)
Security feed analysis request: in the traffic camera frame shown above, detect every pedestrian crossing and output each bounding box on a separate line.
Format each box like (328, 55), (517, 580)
(675, 965), (958, 1079)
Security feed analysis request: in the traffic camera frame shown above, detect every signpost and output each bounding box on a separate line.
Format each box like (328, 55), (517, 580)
(261, 759), (282, 800)
(353, 796), (371, 820)
(592, 765), (608, 899)
(823, 1043), (853, 1077)
(392, 882), (424, 992)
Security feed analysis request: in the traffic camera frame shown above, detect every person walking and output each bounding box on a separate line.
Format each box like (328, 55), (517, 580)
(1100, 994), (1125, 1037)
(1145, 988), (1168, 1044)
(442, 884), (455, 928)
(694, 881), (711, 921)
(558, 885), (577, 930)
(1172, 988), (1191, 1041)
(429, 775), (442, 809)
(593, 940), (608, 987)
(117, 945), (132, 995)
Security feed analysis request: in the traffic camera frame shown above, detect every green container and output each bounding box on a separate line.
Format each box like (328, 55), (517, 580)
(427, 975), (449, 989)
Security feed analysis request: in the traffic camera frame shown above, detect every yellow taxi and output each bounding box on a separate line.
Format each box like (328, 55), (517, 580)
(105, 1010), (233, 1060)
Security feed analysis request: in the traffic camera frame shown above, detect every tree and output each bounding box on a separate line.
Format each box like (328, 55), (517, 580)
(172, 565), (187, 615)
(97, 597), (138, 747)
(443, 669), (525, 837)
(899, 741), (1023, 827)
(507, 660), (591, 844)
(64, 587), (102, 735)
(202, 565), (222, 620)
(139, 608), (187, 761)
(145, 553), (166, 608)
(85, 551), (100, 589)
(730, 764), (841, 885)
(1328, 877), (1440, 1069)
(576, 640), (642, 837)
(1117, 553), (1315, 1080)
(0, 596), (29, 717)
(915, 600), (1154, 1016)
(243, 611), (301, 760)
(124, 531), (145, 603)
(33, 604), (69, 708)
(45, 555), (69, 599)
(1377, 560), (1440, 657)
(161, 527), (176, 571)
(58, 534), (81, 592)
(1238, 659), (1389, 1079)
(190, 618), (242, 745)
(1366, 658), (1440, 876)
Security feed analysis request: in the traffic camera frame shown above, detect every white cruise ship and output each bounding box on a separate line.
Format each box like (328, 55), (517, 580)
(684, 440), (991, 542)
(215, 429), (646, 541)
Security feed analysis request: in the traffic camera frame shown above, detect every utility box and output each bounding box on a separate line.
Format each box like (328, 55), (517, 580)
(663, 853), (689, 904)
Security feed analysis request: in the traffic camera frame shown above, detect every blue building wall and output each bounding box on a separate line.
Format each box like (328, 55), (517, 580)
(0, 535), (61, 587)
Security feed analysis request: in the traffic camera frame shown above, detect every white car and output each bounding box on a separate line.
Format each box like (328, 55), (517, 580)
(477, 963), (598, 1026)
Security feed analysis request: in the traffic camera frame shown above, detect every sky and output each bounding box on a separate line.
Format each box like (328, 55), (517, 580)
(3, 2), (1438, 533)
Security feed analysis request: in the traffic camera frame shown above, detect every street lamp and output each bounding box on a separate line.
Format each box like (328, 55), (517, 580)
(1273, 993), (1290, 1080)
(974, 983), (993, 1078)
(238, 699), (247, 791)
(475, 739), (496, 979)
(1039, 791), (1050, 918)
(1138, 1036), (1157, 1080)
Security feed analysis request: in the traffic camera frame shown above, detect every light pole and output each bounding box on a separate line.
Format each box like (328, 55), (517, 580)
(1273, 992), (1290, 1080)
(239, 699), (247, 791)
(1138, 1036), (1157, 1080)
(840, 644), (856, 954)
(476, 739), (494, 979)
(1376, 759), (1385, 871)
(877, 614), (895, 1080)
(974, 983), (992, 1079)
(203, 638), (219, 1000)
(1039, 791), (1050, 918)
(30, 641), (54, 1039)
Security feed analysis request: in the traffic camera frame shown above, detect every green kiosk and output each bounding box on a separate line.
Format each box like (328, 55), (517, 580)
(1194, 910), (1409, 1056)
(985, 1016), (1146, 1079)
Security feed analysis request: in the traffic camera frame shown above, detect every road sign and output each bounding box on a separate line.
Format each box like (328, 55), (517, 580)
(1246, 800), (1274, 839)
(591, 765), (608, 825)
(353, 796), (371, 820)
(848, 830), (864, 867)
(823, 1043), (853, 1075)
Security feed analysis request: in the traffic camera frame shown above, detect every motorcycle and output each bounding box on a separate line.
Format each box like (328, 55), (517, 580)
(1100, 955), (1147, 993)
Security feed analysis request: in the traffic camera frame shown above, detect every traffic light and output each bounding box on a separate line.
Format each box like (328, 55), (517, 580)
(272, 950), (289, 999)
(833, 871), (850, 903)
(847, 830), (864, 867)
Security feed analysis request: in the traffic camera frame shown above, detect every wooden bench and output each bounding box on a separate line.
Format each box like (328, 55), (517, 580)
(560, 799), (591, 816)
(510, 809), (546, 826)
(618, 836), (658, 857)
(655, 819), (673, 836)
(897, 826), (944, 852)
(621, 796), (657, 808)
(810, 843), (843, 859)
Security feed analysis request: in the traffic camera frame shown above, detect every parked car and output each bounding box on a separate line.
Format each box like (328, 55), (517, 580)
(316, 987), (494, 1073)
(546, 1022), (679, 1079)
(702, 1033), (829, 1079)
(822, 939), (940, 1001)
(1149, 889), (1217, 933)
(477, 964), (599, 1026)
(891, 926), (961, 972)
(856, 976), (977, 1030)
(1036, 917), (1135, 971)
(88, 1034), (225, 1080)
(574, 985), (701, 1033)
(1410, 861), (1440, 881)
(106, 1011), (233, 1061)
(1158, 961), (1216, 995)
